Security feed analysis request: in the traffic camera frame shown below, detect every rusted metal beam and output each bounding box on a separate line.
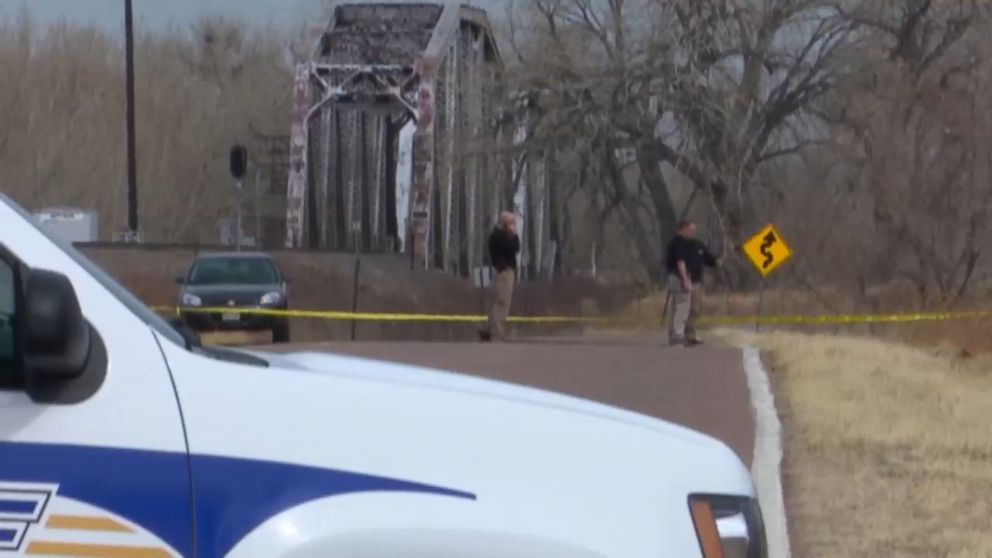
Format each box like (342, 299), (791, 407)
(314, 63), (411, 74)
(384, 117), (399, 248)
(285, 63), (311, 248)
(409, 4), (460, 269)
(332, 110), (345, 248)
(319, 107), (332, 246)
(443, 41), (459, 273)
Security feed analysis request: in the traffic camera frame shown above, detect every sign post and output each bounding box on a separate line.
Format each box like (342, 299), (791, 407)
(756, 280), (767, 333)
(741, 224), (793, 332)
(235, 181), (243, 251)
(351, 221), (362, 341)
(229, 145), (248, 251)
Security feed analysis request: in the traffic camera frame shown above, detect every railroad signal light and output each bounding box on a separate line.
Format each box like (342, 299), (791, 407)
(230, 145), (248, 179)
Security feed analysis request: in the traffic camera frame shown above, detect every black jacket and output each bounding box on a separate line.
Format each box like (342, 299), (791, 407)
(665, 236), (718, 282)
(489, 227), (520, 272)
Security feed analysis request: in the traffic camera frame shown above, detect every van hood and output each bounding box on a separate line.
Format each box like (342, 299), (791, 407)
(165, 340), (755, 556)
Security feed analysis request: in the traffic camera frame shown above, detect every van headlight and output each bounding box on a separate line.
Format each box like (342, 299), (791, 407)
(260, 292), (282, 306)
(688, 494), (767, 558)
(181, 293), (202, 307)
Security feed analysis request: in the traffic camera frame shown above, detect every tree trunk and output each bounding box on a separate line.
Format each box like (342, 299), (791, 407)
(603, 144), (662, 281)
(636, 141), (678, 250)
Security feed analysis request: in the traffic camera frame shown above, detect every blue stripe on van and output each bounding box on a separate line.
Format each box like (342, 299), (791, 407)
(0, 441), (475, 557)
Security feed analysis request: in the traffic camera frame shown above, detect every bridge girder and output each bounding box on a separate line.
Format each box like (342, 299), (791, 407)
(286, 3), (555, 279)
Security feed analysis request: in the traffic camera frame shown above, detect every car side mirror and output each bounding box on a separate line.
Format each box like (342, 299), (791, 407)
(23, 269), (92, 380)
(175, 276), (185, 285)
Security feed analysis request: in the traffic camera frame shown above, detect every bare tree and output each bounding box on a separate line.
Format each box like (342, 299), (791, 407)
(0, 13), (293, 242)
(506, 0), (855, 281)
(825, 0), (992, 303)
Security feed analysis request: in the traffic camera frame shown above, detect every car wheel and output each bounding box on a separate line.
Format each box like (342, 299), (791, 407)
(272, 320), (290, 344)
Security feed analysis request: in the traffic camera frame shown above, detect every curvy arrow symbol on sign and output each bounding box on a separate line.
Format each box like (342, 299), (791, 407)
(760, 231), (777, 269)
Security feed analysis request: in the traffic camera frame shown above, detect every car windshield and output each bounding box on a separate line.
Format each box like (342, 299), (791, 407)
(188, 257), (279, 285)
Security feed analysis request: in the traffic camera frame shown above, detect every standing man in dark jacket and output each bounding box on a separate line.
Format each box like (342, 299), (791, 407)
(665, 219), (720, 346)
(480, 211), (520, 342)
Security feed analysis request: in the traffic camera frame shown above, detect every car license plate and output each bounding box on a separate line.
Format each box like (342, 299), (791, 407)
(222, 312), (241, 322)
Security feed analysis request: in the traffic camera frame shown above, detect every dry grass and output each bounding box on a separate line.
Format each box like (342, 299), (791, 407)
(716, 329), (992, 557)
(621, 281), (992, 355)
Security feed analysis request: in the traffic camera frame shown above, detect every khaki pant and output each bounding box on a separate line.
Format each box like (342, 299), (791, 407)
(667, 274), (700, 342)
(488, 269), (516, 341)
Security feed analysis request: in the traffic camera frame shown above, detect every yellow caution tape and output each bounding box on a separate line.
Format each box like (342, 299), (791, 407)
(151, 306), (992, 326)
(698, 310), (992, 326)
(151, 306), (610, 324)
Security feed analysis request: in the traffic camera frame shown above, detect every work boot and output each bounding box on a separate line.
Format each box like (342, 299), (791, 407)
(668, 336), (685, 347)
(684, 338), (703, 347)
(478, 330), (492, 342)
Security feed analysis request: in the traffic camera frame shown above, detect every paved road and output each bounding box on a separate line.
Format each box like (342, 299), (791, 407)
(272, 334), (755, 464)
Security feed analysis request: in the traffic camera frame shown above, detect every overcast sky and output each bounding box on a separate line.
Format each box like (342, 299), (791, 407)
(1, 0), (320, 30)
(1, 0), (504, 32)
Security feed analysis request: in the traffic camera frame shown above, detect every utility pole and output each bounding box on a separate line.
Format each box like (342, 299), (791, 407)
(124, 0), (138, 235)
(230, 145), (248, 251)
(235, 179), (244, 251)
(254, 166), (262, 247)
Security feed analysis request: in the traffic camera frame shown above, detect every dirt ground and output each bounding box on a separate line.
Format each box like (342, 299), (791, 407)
(718, 329), (992, 558)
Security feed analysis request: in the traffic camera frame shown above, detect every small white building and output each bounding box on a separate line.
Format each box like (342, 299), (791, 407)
(34, 207), (99, 244)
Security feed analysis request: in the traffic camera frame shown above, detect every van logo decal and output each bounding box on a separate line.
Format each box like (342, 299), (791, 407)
(0, 484), (53, 552)
(0, 481), (176, 556)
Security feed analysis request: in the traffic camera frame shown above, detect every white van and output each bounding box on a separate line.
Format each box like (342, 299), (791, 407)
(0, 193), (766, 557)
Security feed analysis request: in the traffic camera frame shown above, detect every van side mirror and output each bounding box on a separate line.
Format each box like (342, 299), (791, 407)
(24, 269), (91, 380)
(175, 275), (185, 285)
(169, 318), (202, 349)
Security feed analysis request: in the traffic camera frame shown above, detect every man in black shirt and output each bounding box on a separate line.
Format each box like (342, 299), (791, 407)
(665, 220), (719, 346)
(480, 211), (520, 342)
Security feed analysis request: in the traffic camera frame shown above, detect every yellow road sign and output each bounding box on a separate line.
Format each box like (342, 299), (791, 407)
(742, 224), (792, 277)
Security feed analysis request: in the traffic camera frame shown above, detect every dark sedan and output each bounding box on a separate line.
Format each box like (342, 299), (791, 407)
(176, 252), (290, 343)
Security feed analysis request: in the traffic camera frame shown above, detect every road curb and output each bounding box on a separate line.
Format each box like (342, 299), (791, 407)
(743, 347), (791, 558)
